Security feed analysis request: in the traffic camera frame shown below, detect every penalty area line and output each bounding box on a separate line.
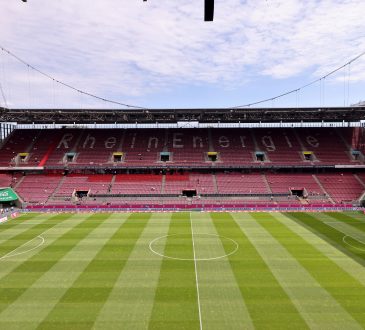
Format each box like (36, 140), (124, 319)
(0, 235), (45, 261)
(0, 224), (53, 261)
(190, 212), (203, 330)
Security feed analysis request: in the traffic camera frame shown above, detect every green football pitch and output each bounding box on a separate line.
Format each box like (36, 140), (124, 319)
(1, 211), (365, 329)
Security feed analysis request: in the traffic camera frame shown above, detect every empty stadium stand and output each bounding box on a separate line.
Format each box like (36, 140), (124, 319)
(215, 173), (269, 194)
(0, 126), (364, 209)
(111, 174), (162, 194)
(316, 173), (364, 203)
(0, 127), (362, 168)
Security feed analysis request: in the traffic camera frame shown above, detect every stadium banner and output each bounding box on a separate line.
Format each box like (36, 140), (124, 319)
(11, 212), (19, 219)
(0, 216), (8, 223)
(24, 204), (362, 213)
(0, 188), (18, 202)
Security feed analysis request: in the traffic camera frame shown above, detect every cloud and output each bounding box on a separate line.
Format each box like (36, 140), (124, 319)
(0, 0), (364, 108)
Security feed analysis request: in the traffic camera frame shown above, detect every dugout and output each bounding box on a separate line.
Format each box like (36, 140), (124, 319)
(0, 188), (20, 208)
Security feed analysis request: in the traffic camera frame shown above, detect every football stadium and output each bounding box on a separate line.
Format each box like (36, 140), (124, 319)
(1, 1), (365, 329)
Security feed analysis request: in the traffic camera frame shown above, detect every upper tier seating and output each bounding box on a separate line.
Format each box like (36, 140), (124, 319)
(27, 130), (64, 166)
(45, 129), (84, 166)
(122, 129), (165, 166)
(211, 128), (255, 164)
(0, 127), (361, 168)
(299, 128), (354, 164)
(253, 128), (303, 164)
(167, 129), (209, 165)
(0, 129), (39, 167)
(72, 130), (121, 166)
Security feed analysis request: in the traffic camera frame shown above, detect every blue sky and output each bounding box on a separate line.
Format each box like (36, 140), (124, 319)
(0, 0), (364, 109)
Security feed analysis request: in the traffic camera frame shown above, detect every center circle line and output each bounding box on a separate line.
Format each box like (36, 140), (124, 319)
(149, 233), (239, 261)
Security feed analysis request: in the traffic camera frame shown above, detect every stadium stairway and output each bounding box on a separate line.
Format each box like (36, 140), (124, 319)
(163, 129), (169, 152)
(50, 176), (67, 199)
(335, 127), (353, 151)
(312, 174), (334, 203)
(13, 175), (25, 190)
(207, 128), (214, 152)
(161, 175), (166, 193)
(355, 174), (365, 188)
(338, 128), (365, 162)
(212, 173), (218, 194)
(25, 130), (42, 154)
(73, 129), (86, 151)
(38, 138), (60, 167)
(118, 129), (126, 152)
(292, 128), (306, 151)
(109, 175), (117, 193)
(262, 174), (273, 193)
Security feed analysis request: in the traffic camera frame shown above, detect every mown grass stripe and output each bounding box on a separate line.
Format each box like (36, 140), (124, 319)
(274, 213), (365, 288)
(257, 212), (365, 327)
(0, 213), (130, 329)
(0, 213), (41, 231)
(0, 213), (108, 316)
(149, 212), (200, 330)
(313, 213), (365, 247)
(0, 213), (74, 258)
(211, 212), (307, 330)
(240, 213), (361, 329)
(0, 214), (56, 245)
(286, 212), (365, 266)
(36, 213), (151, 330)
(94, 213), (172, 329)
(192, 212), (254, 330)
(0, 214), (83, 282)
(325, 211), (365, 222)
(324, 212), (365, 234)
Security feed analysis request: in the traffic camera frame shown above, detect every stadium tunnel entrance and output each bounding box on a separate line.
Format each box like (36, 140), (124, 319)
(290, 188), (305, 197)
(75, 190), (89, 198)
(182, 189), (197, 198)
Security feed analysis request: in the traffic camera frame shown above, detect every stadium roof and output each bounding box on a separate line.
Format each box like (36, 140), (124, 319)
(0, 106), (364, 124)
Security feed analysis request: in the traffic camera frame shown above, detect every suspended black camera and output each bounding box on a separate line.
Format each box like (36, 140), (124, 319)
(143, 0), (214, 21)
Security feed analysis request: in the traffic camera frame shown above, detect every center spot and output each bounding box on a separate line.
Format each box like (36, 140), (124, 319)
(149, 233), (238, 261)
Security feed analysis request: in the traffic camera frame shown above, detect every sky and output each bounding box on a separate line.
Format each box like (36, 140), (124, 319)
(0, 0), (365, 109)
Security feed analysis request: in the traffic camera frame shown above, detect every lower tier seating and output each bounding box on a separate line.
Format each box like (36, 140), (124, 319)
(6, 172), (363, 206)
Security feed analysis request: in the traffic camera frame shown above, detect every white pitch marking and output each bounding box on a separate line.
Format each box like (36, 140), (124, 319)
(0, 235), (45, 261)
(322, 221), (365, 252)
(190, 212), (203, 330)
(148, 234), (239, 261)
(343, 235), (365, 252)
(323, 221), (365, 224)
